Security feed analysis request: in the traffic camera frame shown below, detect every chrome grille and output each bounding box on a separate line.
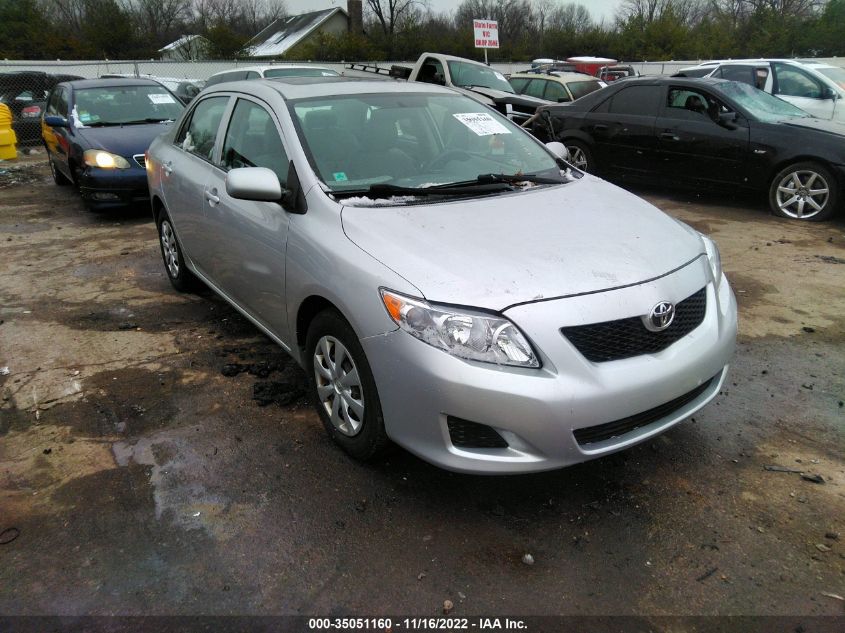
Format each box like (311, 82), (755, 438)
(133, 154), (146, 168)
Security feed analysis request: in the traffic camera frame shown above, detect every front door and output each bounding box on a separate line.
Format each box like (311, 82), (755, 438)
(655, 86), (750, 187)
(772, 62), (836, 120)
(203, 97), (293, 342)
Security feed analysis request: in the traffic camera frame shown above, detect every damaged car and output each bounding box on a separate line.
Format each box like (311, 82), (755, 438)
(533, 76), (845, 221)
(146, 77), (736, 473)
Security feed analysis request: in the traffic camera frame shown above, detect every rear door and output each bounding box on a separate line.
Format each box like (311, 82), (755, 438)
(202, 96), (293, 341)
(655, 85), (749, 186)
(585, 84), (662, 175)
(771, 62), (835, 119)
(158, 94), (231, 274)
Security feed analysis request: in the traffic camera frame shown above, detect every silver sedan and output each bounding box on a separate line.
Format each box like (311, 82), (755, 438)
(146, 77), (737, 473)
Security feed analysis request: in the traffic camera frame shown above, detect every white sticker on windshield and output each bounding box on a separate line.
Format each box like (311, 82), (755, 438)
(452, 112), (511, 136)
(149, 93), (176, 104)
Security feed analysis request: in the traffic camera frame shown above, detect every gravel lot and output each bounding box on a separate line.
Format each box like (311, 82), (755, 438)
(1, 157), (843, 622)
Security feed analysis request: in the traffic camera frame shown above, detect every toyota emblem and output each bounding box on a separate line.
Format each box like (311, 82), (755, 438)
(643, 301), (675, 332)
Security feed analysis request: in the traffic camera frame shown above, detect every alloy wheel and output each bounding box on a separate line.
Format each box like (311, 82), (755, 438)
(775, 169), (829, 220)
(567, 145), (589, 171)
(313, 335), (365, 437)
(160, 220), (180, 278)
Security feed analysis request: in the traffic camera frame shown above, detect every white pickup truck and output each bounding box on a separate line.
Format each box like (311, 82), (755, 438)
(347, 52), (548, 125)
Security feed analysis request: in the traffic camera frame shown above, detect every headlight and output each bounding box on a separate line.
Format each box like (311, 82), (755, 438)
(380, 289), (539, 368)
(701, 235), (722, 287)
(83, 150), (130, 169)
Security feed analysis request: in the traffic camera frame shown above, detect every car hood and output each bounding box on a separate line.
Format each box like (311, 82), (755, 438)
(75, 123), (172, 158)
(341, 176), (704, 311)
(777, 116), (845, 136)
(468, 86), (549, 108)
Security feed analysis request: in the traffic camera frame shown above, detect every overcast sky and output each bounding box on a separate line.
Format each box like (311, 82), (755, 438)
(286, 0), (622, 25)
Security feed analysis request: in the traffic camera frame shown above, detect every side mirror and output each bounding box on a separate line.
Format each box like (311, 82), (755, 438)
(822, 87), (838, 101)
(226, 167), (283, 202)
(545, 141), (570, 162)
(44, 115), (69, 128)
(717, 111), (738, 130)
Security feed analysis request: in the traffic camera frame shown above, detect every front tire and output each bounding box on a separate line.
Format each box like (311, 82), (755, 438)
(769, 162), (838, 221)
(306, 310), (389, 461)
(48, 154), (71, 186)
(156, 210), (198, 292)
(565, 140), (594, 173)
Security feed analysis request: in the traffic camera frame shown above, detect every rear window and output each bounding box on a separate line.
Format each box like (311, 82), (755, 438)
(568, 80), (603, 100)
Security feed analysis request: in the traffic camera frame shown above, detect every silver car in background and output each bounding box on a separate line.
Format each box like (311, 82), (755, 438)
(146, 77), (737, 474)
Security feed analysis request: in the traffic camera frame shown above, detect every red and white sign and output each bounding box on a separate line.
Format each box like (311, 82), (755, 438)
(473, 20), (499, 49)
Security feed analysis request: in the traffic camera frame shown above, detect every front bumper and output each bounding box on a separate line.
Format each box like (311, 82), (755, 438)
(79, 166), (150, 209)
(362, 258), (737, 474)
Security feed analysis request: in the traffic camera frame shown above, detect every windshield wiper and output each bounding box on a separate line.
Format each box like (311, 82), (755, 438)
(85, 121), (121, 127)
(336, 182), (514, 199)
(476, 173), (566, 185)
(119, 118), (174, 125)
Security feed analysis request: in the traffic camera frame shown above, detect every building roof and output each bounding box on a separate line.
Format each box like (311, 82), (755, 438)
(158, 34), (207, 53)
(246, 8), (347, 58)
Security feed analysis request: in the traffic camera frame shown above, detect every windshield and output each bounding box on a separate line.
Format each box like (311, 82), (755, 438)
(719, 81), (810, 122)
(290, 93), (562, 194)
(816, 67), (845, 91)
(73, 85), (183, 125)
(447, 61), (514, 93)
(264, 67), (339, 78)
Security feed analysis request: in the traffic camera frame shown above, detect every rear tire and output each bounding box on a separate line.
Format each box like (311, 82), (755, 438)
(769, 161), (838, 221)
(305, 310), (389, 462)
(565, 140), (594, 173)
(156, 209), (199, 292)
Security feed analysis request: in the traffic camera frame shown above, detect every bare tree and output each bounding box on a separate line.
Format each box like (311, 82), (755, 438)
(366, 0), (426, 36)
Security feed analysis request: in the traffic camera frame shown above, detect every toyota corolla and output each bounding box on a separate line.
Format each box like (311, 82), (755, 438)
(146, 77), (737, 474)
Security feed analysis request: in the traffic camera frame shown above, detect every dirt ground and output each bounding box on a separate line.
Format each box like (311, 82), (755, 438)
(0, 156), (843, 622)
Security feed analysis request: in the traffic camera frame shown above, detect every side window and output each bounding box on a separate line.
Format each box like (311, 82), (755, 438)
(418, 58), (446, 86)
(524, 79), (546, 100)
(544, 81), (569, 102)
(608, 85), (662, 116)
(221, 99), (289, 183)
(176, 96), (229, 161)
(56, 87), (69, 117)
(206, 71), (242, 87)
(774, 64), (823, 98)
(509, 77), (530, 93)
(245, 71), (260, 80)
(716, 65), (755, 86)
(665, 87), (727, 122)
(46, 89), (61, 116)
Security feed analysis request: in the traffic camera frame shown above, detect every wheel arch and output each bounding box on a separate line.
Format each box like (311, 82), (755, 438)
(296, 295), (345, 354)
(767, 155), (841, 187)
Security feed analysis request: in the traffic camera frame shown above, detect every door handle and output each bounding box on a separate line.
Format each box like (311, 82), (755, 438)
(594, 124), (609, 131)
(204, 189), (220, 205)
(163, 161), (173, 176)
(660, 132), (680, 141)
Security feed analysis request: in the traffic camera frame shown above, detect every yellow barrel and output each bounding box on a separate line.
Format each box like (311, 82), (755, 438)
(0, 103), (18, 160)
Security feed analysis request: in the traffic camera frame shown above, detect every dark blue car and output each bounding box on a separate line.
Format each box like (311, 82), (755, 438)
(42, 78), (184, 211)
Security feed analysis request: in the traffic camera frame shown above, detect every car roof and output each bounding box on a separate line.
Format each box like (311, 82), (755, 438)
(510, 72), (600, 82)
(60, 78), (166, 90)
(210, 64), (334, 76)
(204, 76), (458, 100)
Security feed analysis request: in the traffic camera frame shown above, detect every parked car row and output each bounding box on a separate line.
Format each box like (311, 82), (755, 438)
(39, 71), (737, 474)
(0, 71), (82, 144)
